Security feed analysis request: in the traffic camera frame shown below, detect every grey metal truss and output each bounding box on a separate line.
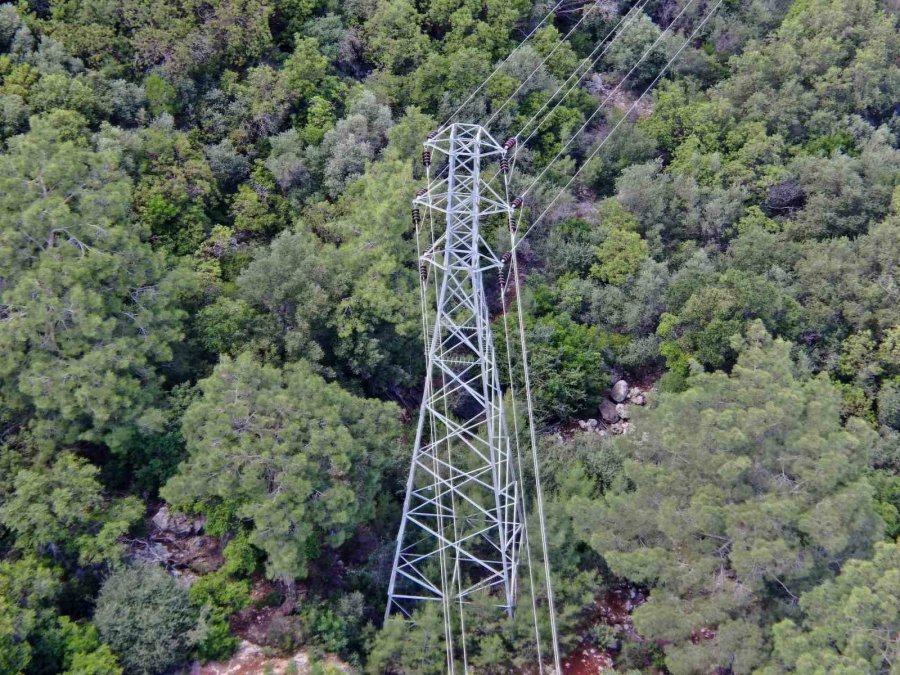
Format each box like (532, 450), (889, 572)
(386, 124), (523, 623)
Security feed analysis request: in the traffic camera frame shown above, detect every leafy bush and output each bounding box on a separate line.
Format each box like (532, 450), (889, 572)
(94, 565), (202, 675)
(498, 312), (612, 424)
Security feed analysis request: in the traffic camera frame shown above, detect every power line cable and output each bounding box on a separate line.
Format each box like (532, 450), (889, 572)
(499, 174), (546, 672)
(443, 0), (569, 126)
(508, 227), (562, 675)
(515, 0), (726, 246)
(517, 0), (700, 202)
(484, 0), (609, 127)
(515, 0), (651, 146)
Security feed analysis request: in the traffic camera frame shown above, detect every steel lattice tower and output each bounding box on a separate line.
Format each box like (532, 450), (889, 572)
(385, 124), (524, 622)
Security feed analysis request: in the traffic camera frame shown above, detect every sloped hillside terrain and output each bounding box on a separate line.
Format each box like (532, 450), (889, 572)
(0, 0), (897, 673)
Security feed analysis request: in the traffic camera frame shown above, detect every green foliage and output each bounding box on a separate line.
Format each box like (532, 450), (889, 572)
(301, 592), (366, 657)
(0, 452), (142, 565)
(573, 325), (884, 673)
(869, 470), (900, 540)
(144, 74), (177, 117)
(237, 158), (422, 387)
(94, 565), (203, 675)
(133, 123), (220, 255)
(57, 616), (123, 675)
(499, 312), (611, 424)
(0, 557), (60, 675)
(603, 12), (680, 88)
(763, 539), (900, 675)
(658, 269), (803, 372)
(0, 112), (191, 456)
(0, 0), (898, 671)
(187, 538), (254, 662)
(591, 228), (649, 285)
(161, 352), (401, 580)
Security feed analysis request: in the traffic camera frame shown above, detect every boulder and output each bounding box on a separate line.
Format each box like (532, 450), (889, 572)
(616, 403), (629, 420)
(152, 506), (205, 535)
(578, 420), (589, 430)
(610, 380), (629, 403)
(599, 399), (620, 423)
(632, 394), (646, 406)
(627, 386), (642, 400)
(181, 536), (224, 574)
(587, 418), (599, 430)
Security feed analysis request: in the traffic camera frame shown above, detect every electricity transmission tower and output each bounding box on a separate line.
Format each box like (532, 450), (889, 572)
(385, 124), (525, 623)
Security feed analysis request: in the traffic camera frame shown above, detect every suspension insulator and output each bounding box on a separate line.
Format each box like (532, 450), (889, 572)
(427, 130), (438, 139)
(500, 157), (509, 174)
(416, 187), (428, 198)
(508, 216), (517, 233)
(511, 196), (524, 209)
(503, 137), (517, 151)
(499, 251), (513, 287)
(419, 261), (429, 282)
(422, 149), (432, 167)
(412, 207), (421, 227)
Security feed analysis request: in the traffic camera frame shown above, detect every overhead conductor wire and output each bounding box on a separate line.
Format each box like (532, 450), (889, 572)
(499, 171), (549, 672)
(514, 0), (652, 147)
(493, 1), (727, 665)
(444, 0), (570, 126)
(484, 0), (611, 127)
(501, 170), (563, 675)
(518, 0), (700, 202)
(515, 0), (726, 247)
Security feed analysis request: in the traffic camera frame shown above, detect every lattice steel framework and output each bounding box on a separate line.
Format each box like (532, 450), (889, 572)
(385, 124), (524, 621)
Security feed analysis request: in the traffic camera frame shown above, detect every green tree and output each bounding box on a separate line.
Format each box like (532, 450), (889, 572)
(762, 539), (900, 675)
(132, 121), (220, 255)
(498, 312), (612, 424)
(0, 557), (60, 675)
(57, 616), (123, 675)
(238, 159), (422, 388)
(0, 452), (142, 565)
(0, 112), (190, 456)
(161, 352), (401, 580)
(590, 227), (649, 285)
(94, 565), (202, 675)
(573, 324), (883, 674)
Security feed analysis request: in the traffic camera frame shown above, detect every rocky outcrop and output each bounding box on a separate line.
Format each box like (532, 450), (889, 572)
(599, 399), (620, 424)
(574, 379), (650, 437)
(190, 641), (351, 675)
(151, 506), (206, 536)
(128, 507), (223, 578)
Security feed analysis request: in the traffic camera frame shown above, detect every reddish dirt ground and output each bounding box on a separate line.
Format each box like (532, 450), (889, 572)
(563, 644), (615, 674)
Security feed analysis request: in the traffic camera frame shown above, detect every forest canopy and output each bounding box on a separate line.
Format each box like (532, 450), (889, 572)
(0, 0), (897, 673)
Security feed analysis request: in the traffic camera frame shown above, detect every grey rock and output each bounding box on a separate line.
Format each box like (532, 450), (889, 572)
(610, 379), (629, 403)
(616, 403), (630, 420)
(599, 399), (620, 423)
(151, 506), (205, 535)
(588, 418), (599, 429)
(627, 386), (642, 400)
(632, 394), (646, 406)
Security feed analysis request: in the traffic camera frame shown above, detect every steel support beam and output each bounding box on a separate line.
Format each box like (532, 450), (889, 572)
(386, 124), (523, 625)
